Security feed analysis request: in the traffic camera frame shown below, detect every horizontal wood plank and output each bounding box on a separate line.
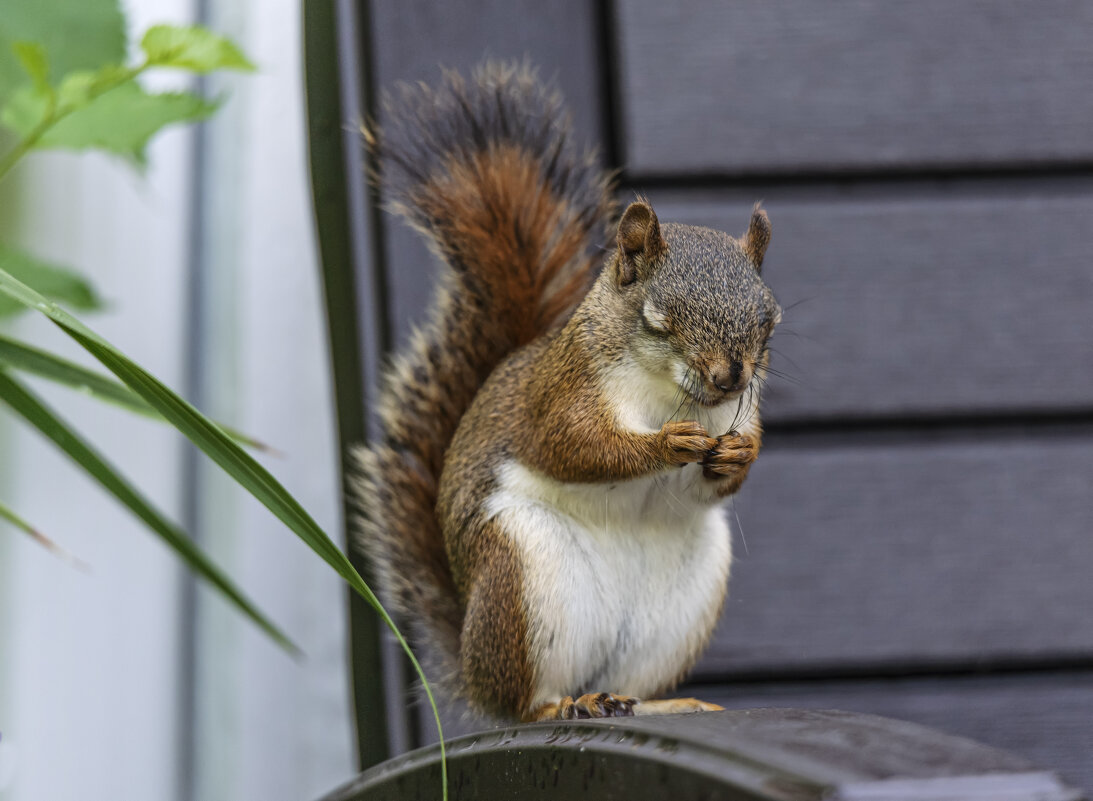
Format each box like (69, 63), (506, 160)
(645, 184), (1093, 422)
(697, 671), (1093, 795)
(379, 181), (1093, 421)
(698, 431), (1093, 677)
(371, 0), (603, 146)
(371, 0), (605, 345)
(616, 0), (1093, 175)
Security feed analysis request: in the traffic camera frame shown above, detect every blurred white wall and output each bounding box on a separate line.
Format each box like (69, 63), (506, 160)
(0, 1), (355, 800)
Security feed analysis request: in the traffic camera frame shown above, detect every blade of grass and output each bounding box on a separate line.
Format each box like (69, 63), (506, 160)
(0, 333), (276, 453)
(61, 317), (449, 793)
(0, 496), (89, 570)
(0, 264), (447, 796)
(0, 367), (296, 653)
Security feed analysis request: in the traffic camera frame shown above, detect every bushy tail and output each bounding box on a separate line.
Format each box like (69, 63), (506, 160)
(350, 63), (615, 691)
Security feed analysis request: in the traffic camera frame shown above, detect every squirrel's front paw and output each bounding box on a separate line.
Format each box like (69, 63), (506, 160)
(659, 420), (717, 466)
(702, 431), (759, 479)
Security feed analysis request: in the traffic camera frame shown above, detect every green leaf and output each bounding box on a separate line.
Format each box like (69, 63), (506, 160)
(142, 25), (255, 74)
(0, 242), (101, 317)
(0, 495), (88, 570)
(53, 65), (133, 109)
(0, 261), (447, 795)
(2, 79), (217, 164)
(13, 41), (50, 91)
(0, 334), (140, 405)
(0, 366), (296, 652)
(0, 0), (125, 108)
(0, 333), (275, 453)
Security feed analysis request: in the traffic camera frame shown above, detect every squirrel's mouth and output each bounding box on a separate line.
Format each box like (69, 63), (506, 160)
(685, 385), (747, 408)
(677, 360), (755, 409)
(686, 386), (738, 406)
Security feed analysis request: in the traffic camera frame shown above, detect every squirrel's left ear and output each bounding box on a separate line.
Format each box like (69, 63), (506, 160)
(743, 203), (771, 272)
(614, 200), (667, 286)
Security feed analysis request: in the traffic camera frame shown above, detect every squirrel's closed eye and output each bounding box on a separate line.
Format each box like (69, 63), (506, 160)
(641, 299), (671, 336)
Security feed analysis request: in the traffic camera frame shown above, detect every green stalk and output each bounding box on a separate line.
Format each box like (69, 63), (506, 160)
(0, 62), (147, 183)
(0, 496), (88, 570)
(0, 260), (447, 795)
(0, 333), (276, 453)
(0, 115), (52, 180)
(0, 367), (296, 652)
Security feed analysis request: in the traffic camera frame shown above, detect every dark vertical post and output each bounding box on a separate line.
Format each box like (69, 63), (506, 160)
(595, 0), (625, 173)
(302, 0), (390, 770)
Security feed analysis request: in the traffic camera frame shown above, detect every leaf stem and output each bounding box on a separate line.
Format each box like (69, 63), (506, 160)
(0, 115), (53, 181)
(0, 62), (149, 183)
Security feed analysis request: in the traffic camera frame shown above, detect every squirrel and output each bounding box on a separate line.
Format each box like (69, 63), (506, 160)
(352, 63), (780, 723)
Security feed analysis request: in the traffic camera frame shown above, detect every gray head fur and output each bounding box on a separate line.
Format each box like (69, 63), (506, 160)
(611, 201), (781, 407)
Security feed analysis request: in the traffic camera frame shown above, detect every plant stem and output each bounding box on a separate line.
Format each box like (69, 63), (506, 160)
(0, 497), (89, 571)
(0, 115), (55, 181)
(0, 62), (148, 183)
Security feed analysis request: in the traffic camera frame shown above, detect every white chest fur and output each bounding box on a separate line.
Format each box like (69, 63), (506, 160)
(487, 462), (732, 706)
(482, 359), (758, 706)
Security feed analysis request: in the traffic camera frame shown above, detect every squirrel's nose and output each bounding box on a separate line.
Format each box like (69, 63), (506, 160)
(709, 361), (745, 393)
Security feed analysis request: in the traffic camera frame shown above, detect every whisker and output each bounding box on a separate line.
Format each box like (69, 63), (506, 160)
(729, 383), (759, 434)
(729, 386), (746, 432)
(685, 391), (699, 426)
(759, 364), (803, 387)
(766, 347), (805, 377)
(671, 382), (691, 421)
(751, 373), (771, 396)
(781, 297), (815, 314)
(686, 462), (706, 494)
(748, 383), (760, 426)
(772, 326), (824, 346)
(730, 498), (748, 556)
(655, 472), (688, 516)
(676, 366), (700, 422)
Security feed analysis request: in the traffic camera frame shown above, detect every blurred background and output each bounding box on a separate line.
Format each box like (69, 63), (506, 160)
(0, 0), (354, 800)
(2, 1), (1093, 800)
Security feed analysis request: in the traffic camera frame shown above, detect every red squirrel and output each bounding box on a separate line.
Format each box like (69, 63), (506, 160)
(353, 63), (779, 721)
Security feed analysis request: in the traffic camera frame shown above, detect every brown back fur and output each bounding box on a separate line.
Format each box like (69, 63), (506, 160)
(350, 62), (615, 691)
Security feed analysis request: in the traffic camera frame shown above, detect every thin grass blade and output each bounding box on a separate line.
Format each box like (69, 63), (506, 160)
(0, 496), (89, 570)
(0, 333), (275, 452)
(0, 263), (446, 793)
(0, 368), (296, 653)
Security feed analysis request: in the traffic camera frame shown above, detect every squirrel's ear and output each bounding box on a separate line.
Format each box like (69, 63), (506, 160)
(614, 200), (666, 286)
(743, 203), (771, 272)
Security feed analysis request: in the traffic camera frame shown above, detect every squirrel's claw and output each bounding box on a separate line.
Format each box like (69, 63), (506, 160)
(660, 420), (717, 466)
(533, 693), (724, 721)
(701, 431), (759, 479)
(533, 692), (639, 721)
(561, 692), (638, 719)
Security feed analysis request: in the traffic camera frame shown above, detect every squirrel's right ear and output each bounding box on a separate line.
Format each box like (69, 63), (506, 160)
(614, 201), (666, 286)
(743, 203), (772, 272)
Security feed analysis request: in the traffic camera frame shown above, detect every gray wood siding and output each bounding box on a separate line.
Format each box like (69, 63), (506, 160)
(700, 431), (1093, 675)
(355, 0), (1093, 790)
(645, 184), (1093, 422)
(370, 0), (605, 347)
(616, 0), (1093, 175)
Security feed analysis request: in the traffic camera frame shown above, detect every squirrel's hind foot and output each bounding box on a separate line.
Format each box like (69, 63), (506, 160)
(630, 698), (725, 716)
(531, 692), (638, 721)
(530, 693), (725, 721)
